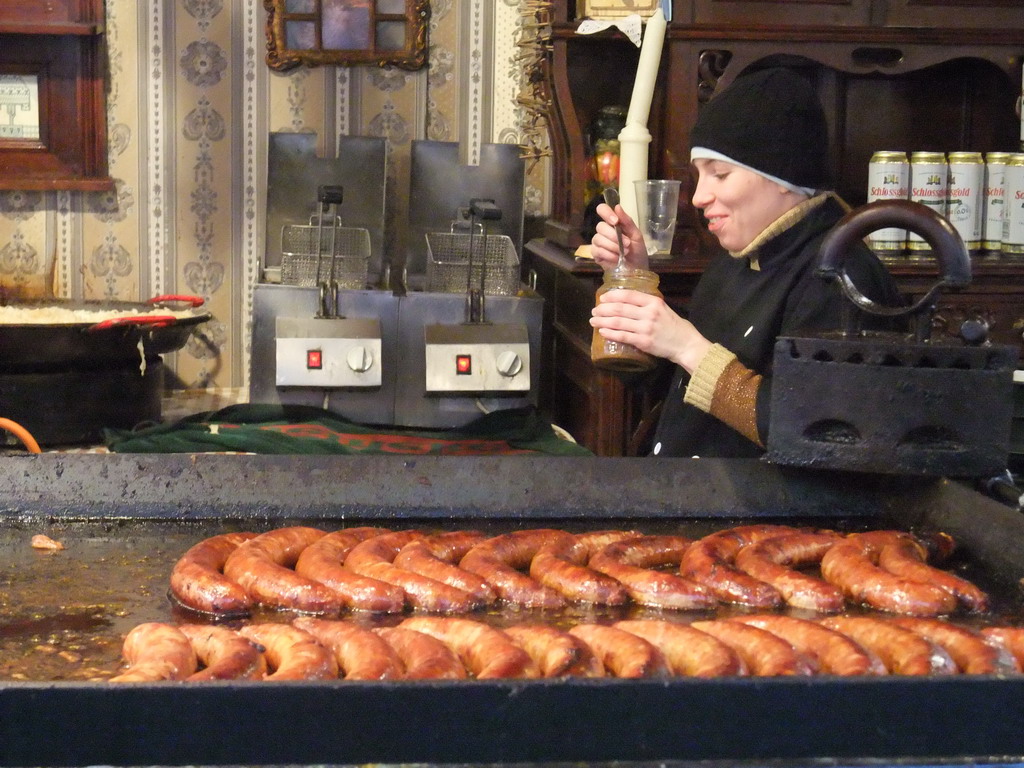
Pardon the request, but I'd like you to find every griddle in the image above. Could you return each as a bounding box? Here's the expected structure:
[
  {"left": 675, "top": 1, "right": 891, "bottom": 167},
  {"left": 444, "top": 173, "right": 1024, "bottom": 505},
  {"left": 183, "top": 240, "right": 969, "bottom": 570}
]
[{"left": 2, "top": 453, "right": 1024, "bottom": 767}]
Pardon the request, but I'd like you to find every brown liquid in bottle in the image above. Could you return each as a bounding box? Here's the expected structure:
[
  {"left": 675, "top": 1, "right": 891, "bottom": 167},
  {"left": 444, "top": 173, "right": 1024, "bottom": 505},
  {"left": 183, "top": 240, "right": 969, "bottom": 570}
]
[{"left": 590, "top": 267, "right": 661, "bottom": 372}]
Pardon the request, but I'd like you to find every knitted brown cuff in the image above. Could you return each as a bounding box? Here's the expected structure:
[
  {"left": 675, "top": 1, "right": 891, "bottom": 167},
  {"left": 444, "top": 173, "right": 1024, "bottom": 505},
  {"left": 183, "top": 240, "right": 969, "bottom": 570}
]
[
  {"left": 709, "top": 359, "right": 764, "bottom": 447},
  {"left": 683, "top": 343, "right": 736, "bottom": 413}
]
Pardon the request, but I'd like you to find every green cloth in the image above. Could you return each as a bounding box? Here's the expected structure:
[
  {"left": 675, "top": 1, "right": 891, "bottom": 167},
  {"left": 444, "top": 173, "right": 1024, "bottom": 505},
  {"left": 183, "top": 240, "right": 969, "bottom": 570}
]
[{"left": 104, "top": 404, "right": 593, "bottom": 457}]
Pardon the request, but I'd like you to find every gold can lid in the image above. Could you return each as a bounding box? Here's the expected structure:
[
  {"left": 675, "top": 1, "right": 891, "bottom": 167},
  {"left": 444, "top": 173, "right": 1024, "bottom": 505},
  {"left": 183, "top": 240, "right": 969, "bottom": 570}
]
[
  {"left": 986, "top": 152, "right": 1012, "bottom": 163},
  {"left": 1009, "top": 153, "right": 1024, "bottom": 167},
  {"left": 910, "top": 151, "right": 946, "bottom": 163},
  {"left": 948, "top": 151, "right": 984, "bottom": 163},
  {"left": 870, "top": 151, "right": 907, "bottom": 163}
]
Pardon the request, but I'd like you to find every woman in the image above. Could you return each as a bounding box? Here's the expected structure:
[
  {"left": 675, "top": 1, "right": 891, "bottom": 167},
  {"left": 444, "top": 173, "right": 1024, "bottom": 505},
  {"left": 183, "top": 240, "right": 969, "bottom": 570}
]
[{"left": 589, "top": 66, "right": 903, "bottom": 458}]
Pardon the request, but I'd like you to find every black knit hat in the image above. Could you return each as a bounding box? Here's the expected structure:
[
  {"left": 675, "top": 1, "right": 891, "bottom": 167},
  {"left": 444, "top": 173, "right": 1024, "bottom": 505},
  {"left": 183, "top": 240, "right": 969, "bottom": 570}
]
[{"left": 689, "top": 67, "right": 830, "bottom": 191}]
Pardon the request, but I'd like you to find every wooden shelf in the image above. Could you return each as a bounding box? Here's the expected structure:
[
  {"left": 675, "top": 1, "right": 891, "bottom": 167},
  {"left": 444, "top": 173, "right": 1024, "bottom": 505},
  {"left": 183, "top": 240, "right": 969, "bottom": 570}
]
[{"left": 0, "top": 22, "right": 102, "bottom": 35}]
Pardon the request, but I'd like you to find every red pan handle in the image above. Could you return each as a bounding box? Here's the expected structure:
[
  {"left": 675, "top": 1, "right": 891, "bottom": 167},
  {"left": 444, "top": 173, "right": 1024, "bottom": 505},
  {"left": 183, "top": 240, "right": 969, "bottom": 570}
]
[
  {"left": 148, "top": 294, "right": 205, "bottom": 308},
  {"left": 87, "top": 314, "right": 179, "bottom": 331}
]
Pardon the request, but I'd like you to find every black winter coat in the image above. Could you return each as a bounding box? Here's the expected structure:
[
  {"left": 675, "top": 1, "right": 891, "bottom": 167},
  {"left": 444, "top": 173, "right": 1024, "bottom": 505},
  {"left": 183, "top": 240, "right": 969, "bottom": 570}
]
[{"left": 650, "top": 196, "right": 904, "bottom": 458}]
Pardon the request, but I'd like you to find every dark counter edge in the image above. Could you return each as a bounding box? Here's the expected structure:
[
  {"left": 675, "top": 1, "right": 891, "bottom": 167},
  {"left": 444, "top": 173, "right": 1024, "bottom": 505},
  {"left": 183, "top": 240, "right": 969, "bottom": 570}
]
[
  {"left": 3, "top": 454, "right": 1024, "bottom": 767},
  {"left": 0, "top": 452, "right": 962, "bottom": 521}
]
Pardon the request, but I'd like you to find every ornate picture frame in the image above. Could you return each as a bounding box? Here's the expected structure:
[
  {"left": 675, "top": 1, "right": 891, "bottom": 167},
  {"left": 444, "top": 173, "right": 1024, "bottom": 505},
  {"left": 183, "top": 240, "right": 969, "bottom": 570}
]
[{"left": 264, "top": 0, "right": 431, "bottom": 71}]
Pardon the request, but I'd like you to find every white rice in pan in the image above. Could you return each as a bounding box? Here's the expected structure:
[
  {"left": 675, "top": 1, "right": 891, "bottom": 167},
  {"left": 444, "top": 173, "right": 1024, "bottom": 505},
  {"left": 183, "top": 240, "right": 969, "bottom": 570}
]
[{"left": 0, "top": 305, "right": 198, "bottom": 325}]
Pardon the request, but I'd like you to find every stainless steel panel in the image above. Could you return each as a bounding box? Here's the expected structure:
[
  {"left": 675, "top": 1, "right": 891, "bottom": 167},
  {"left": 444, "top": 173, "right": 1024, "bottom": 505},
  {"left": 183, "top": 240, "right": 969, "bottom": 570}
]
[
  {"left": 423, "top": 322, "right": 530, "bottom": 393},
  {"left": 394, "top": 290, "right": 543, "bottom": 427},
  {"left": 406, "top": 141, "right": 525, "bottom": 283},
  {"left": 265, "top": 133, "right": 387, "bottom": 282},
  {"left": 275, "top": 316, "right": 382, "bottom": 388},
  {"left": 250, "top": 283, "right": 400, "bottom": 424}
]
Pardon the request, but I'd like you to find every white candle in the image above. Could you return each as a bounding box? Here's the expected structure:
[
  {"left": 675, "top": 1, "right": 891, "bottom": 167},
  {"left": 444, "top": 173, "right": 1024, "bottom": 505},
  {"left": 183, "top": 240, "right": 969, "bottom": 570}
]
[
  {"left": 625, "top": 8, "right": 667, "bottom": 127},
  {"left": 617, "top": 9, "right": 667, "bottom": 228}
]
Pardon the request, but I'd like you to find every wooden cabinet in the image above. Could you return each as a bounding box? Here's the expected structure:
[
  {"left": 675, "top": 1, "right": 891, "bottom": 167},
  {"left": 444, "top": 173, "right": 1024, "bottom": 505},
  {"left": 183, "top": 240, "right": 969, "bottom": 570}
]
[
  {"left": 0, "top": 0, "right": 112, "bottom": 191},
  {"left": 533, "top": 0, "right": 1024, "bottom": 455},
  {"left": 689, "top": 0, "right": 872, "bottom": 26}
]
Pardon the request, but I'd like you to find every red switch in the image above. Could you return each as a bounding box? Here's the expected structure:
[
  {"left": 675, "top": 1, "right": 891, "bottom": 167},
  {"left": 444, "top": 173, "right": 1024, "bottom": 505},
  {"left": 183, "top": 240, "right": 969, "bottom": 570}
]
[
  {"left": 456, "top": 354, "right": 472, "bottom": 375},
  {"left": 307, "top": 349, "right": 323, "bottom": 370}
]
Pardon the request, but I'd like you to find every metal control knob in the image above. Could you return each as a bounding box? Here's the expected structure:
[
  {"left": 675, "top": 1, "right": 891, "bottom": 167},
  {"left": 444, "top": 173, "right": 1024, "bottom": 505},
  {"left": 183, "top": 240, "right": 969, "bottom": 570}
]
[
  {"left": 496, "top": 350, "right": 523, "bottom": 378},
  {"left": 346, "top": 346, "right": 374, "bottom": 373}
]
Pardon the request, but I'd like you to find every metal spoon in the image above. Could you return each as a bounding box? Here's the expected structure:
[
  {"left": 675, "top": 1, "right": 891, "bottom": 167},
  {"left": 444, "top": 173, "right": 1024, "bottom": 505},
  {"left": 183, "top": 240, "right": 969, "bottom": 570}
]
[{"left": 602, "top": 187, "right": 626, "bottom": 270}]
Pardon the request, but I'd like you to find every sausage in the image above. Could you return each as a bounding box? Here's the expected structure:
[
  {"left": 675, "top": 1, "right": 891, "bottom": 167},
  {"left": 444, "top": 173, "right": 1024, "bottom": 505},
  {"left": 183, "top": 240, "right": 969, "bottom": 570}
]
[
  {"left": 345, "top": 531, "right": 483, "bottom": 613},
  {"left": 819, "top": 616, "right": 956, "bottom": 675},
  {"left": 733, "top": 531, "right": 845, "bottom": 612},
  {"left": 731, "top": 615, "right": 885, "bottom": 676},
  {"left": 294, "top": 527, "right": 406, "bottom": 613},
  {"left": 178, "top": 624, "right": 266, "bottom": 681},
  {"left": 613, "top": 620, "right": 745, "bottom": 677},
  {"left": 980, "top": 627, "right": 1024, "bottom": 671},
  {"left": 293, "top": 617, "right": 404, "bottom": 680},
  {"left": 690, "top": 619, "right": 815, "bottom": 676},
  {"left": 589, "top": 535, "right": 717, "bottom": 610},
  {"left": 109, "top": 622, "right": 198, "bottom": 682},
  {"left": 169, "top": 531, "right": 257, "bottom": 615},
  {"left": 238, "top": 623, "right": 338, "bottom": 680},
  {"left": 878, "top": 537, "right": 989, "bottom": 613},
  {"left": 819, "top": 531, "right": 957, "bottom": 616},
  {"left": 503, "top": 624, "right": 604, "bottom": 677},
  {"left": 567, "top": 624, "right": 669, "bottom": 678},
  {"left": 392, "top": 531, "right": 497, "bottom": 604},
  {"left": 528, "top": 530, "right": 637, "bottom": 605},
  {"left": 223, "top": 526, "right": 344, "bottom": 614},
  {"left": 890, "top": 617, "right": 1019, "bottom": 675},
  {"left": 399, "top": 617, "right": 539, "bottom": 679},
  {"left": 374, "top": 626, "right": 467, "bottom": 679},
  {"left": 680, "top": 525, "right": 798, "bottom": 607},
  {"left": 459, "top": 529, "right": 569, "bottom": 609}
]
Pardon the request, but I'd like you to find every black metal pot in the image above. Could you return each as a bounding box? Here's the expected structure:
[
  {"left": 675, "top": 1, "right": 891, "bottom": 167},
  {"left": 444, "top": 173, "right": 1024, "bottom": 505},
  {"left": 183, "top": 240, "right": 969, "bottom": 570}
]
[{"left": 0, "top": 295, "right": 211, "bottom": 372}]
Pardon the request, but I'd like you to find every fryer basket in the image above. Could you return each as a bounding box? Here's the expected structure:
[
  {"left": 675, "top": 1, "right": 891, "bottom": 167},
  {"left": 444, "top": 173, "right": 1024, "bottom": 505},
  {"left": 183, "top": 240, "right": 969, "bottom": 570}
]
[
  {"left": 281, "top": 215, "right": 370, "bottom": 288},
  {"left": 425, "top": 232, "right": 520, "bottom": 296}
]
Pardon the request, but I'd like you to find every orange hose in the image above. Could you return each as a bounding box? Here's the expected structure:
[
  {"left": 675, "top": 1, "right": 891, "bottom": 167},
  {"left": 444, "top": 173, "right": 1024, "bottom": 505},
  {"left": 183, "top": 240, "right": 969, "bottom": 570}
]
[{"left": 0, "top": 418, "right": 42, "bottom": 454}]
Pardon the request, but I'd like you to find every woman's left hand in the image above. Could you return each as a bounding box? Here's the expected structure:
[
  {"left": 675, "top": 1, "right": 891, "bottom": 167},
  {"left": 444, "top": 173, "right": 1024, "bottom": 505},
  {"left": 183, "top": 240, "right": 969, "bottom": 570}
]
[{"left": 590, "top": 289, "right": 713, "bottom": 374}]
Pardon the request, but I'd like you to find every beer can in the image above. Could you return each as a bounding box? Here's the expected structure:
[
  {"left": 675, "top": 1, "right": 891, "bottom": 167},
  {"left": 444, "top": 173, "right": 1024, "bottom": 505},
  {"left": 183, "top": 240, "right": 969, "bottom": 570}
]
[
  {"left": 946, "top": 151, "right": 984, "bottom": 251},
  {"left": 908, "top": 151, "right": 947, "bottom": 255},
  {"left": 866, "top": 150, "right": 908, "bottom": 254},
  {"left": 1003, "top": 153, "right": 1024, "bottom": 257},
  {"left": 984, "top": 152, "right": 1010, "bottom": 251}
]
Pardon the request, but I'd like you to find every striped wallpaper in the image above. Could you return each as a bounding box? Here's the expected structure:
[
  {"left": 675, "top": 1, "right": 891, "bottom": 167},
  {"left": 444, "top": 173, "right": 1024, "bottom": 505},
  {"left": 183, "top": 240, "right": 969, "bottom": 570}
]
[{"left": 0, "top": 0, "right": 550, "bottom": 390}]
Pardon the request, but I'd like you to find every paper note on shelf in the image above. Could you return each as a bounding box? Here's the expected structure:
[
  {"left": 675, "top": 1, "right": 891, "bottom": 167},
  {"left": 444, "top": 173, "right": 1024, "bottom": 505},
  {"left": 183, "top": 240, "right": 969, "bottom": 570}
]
[{"left": 575, "top": 15, "right": 643, "bottom": 47}]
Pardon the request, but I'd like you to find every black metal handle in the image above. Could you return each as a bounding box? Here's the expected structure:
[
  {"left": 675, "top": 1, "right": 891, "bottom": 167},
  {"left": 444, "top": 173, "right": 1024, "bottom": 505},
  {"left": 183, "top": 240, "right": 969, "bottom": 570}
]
[
  {"left": 816, "top": 200, "right": 970, "bottom": 331},
  {"left": 318, "top": 185, "right": 344, "bottom": 206}
]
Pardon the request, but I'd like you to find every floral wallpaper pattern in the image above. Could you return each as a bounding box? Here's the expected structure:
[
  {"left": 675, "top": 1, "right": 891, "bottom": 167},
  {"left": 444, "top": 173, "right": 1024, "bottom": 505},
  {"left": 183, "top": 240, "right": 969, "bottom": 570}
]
[{"left": 0, "top": 0, "right": 549, "bottom": 392}]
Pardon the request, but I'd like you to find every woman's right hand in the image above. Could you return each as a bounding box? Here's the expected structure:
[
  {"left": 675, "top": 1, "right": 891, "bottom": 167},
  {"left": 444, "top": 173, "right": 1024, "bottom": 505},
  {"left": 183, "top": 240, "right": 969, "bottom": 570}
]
[{"left": 590, "top": 202, "right": 648, "bottom": 271}]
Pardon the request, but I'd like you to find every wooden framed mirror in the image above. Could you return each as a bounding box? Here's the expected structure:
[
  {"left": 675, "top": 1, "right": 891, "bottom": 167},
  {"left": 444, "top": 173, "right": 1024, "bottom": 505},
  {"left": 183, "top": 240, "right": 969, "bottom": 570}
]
[
  {"left": 264, "top": 0, "right": 431, "bottom": 71},
  {"left": 0, "top": 0, "right": 112, "bottom": 192}
]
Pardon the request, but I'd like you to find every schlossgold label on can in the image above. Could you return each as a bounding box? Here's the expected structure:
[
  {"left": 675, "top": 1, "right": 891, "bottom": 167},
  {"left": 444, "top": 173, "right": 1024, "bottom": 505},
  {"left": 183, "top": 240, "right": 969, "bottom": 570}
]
[
  {"left": 947, "top": 151, "right": 984, "bottom": 251},
  {"left": 909, "top": 151, "right": 947, "bottom": 253},
  {"left": 867, "top": 151, "right": 908, "bottom": 253},
  {"left": 1003, "top": 154, "right": 1024, "bottom": 256},
  {"left": 984, "top": 152, "right": 1011, "bottom": 251}
]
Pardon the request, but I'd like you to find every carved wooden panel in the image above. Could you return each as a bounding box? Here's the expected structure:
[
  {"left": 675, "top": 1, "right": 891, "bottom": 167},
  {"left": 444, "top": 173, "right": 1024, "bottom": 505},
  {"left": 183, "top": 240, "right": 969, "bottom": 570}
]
[
  {"left": 692, "top": 0, "right": 872, "bottom": 26},
  {"left": 884, "top": 0, "right": 1024, "bottom": 27}
]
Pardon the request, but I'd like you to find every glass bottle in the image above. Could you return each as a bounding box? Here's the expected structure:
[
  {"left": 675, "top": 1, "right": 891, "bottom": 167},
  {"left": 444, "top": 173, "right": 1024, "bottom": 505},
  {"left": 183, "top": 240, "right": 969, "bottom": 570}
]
[{"left": 590, "top": 266, "right": 661, "bottom": 372}]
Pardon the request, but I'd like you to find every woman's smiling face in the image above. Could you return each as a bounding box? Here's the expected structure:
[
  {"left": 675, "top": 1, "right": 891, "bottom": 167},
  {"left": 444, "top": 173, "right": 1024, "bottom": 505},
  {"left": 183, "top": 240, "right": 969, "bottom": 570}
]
[{"left": 690, "top": 158, "right": 806, "bottom": 253}]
